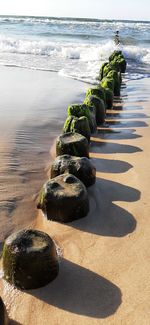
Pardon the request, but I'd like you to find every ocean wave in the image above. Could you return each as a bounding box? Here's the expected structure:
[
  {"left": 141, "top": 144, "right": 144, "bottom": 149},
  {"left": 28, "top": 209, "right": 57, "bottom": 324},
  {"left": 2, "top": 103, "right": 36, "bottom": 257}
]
[
  {"left": 37, "top": 31, "right": 104, "bottom": 41},
  {"left": 0, "top": 35, "right": 149, "bottom": 84},
  {"left": 122, "top": 45, "right": 150, "bottom": 64},
  {"left": 0, "top": 36, "right": 116, "bottom": 60},
  {"left": 0, "top": 34, "right": 149, "bottom": 68},
  {"left": 0, "top": 35, "right": 62, "bottom": 55},
  {"left": 0, "top": 16, "right": 150, "bottom": 31},
  {"left": 0, "top": 35, "right": 149, "bottom": 65}
]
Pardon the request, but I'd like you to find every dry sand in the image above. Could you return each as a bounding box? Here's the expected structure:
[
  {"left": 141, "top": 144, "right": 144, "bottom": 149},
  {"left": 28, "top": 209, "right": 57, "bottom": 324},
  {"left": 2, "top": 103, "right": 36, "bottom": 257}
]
[{"left": 0, "top": 72, "right": 150, "bottom": 324}]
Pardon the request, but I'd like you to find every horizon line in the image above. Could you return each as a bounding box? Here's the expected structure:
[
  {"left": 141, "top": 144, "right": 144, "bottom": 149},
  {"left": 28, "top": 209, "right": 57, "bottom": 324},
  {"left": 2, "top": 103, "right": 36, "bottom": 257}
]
[{"left": 0, "top": 13, "right": 149, "bottom": 23}]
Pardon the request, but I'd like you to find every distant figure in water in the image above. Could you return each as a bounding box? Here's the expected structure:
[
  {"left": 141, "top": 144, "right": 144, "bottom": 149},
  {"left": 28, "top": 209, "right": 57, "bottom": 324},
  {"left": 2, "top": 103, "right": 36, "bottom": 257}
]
[{"left": 114, "top": 31, "right": 120, "bottom": 45}]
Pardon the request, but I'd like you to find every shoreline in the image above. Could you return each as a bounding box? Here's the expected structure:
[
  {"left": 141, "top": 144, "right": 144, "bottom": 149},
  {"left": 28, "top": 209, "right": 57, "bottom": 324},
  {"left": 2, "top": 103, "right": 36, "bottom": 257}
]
[
  {"left": 0, "top": 65, "right": 150, "bottom": 324},
  {"left": 0, "top": 66, "right": 90, "bottom": 244}
]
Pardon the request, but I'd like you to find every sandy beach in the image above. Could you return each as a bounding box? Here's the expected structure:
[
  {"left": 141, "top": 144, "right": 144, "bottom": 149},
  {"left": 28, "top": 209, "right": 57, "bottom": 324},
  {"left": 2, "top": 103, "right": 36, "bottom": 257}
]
[{"left": 0, "top": 67, "right": 150, "bottom": 324}]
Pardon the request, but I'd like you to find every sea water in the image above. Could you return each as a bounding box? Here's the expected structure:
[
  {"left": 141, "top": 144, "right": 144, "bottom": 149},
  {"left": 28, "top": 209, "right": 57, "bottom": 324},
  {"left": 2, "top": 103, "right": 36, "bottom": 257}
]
[{"left": 0, "top": 15, "right": 150, "bottom": 83}]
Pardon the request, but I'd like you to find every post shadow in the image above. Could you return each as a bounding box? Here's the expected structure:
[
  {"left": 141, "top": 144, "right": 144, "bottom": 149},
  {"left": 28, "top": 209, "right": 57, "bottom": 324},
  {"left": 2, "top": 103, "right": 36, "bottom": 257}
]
[
  {"left": 69, "top": 178, "right": 140, "bottom": 237},
  {"left": 115, "top": 105, "right": 144, "bottom": 111},
  {"left": 121, "top": 94, "right": 128, "bottom": 98},
  {"left": 114, "top": 95, "right": 127, "bottom": 103},
  {"left": 106, "top": 113, "right": 150, "bottom": 119},
  {"left": 110, "top": 104, "right": 124, "bottom": 110},
  {"left": 28, "top": 258, "right": 122, "bottom": 319},
  {"left": 91, "top": 157, "right": 133, "bottom": 173},
  {"left": 124, "top": 97, "right": 148, "bottom": 103},
  {"left": 105, "top": 120, "right": 148, "bottom": 128},
  {"left": 113, "top": 98, "right": 123, "bottom": 104},
  {"left": 90, "top": 140, "right": 142, "bottom": 154},
  {"left": 96, "top": 128, "right": 142, "bottom": 140},
  {"left": 10, "top": 320, "right": 22, "bottom": 325}
]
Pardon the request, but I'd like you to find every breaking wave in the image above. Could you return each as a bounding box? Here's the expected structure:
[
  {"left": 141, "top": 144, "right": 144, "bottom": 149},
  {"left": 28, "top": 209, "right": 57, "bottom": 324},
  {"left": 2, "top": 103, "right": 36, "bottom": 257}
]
[{"left": 0, "top": 16, "right": 149, "bottom": 83}]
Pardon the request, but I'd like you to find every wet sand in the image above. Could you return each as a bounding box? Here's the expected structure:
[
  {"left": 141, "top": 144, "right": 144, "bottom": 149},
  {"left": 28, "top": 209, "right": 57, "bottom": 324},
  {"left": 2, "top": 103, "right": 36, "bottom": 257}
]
[
  {"left": 0, "top": 70, "right": 150, "bottom": 324},
  {"left": 0, "top": 66, "right": 89, "bottom": 244}
]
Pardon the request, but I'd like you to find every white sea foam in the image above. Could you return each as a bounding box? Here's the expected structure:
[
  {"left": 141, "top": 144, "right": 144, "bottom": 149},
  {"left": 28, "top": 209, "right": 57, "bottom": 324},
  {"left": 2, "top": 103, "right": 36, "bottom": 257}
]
[
  {"left": 62, "top": 47, "right": 80, "bottom": 59},
  {"left": 0, "top": 35, "right": 61, "bottom": 55},
  {"left": 0, "top": 31, "right": 149, "bottom": 83},
  {"left": 122, "top": 45, "right": 150, "bottom": 63},
  {"left": 0, "top": 35, "right": 149, "bottom": 63}
]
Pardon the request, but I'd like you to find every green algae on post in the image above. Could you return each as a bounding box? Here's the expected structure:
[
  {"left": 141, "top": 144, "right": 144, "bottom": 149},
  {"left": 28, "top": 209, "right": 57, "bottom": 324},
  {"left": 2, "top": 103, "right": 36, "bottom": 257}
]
[
  {"left": 85, "top": 87, "right": 106, "bottom": 104},
  {"left": 99, "top": 61, "right": 109, "bottom": 80},
  {"left": 109, "top": 50, "right": 127, "bottom": 73},
  {"left": 67, "top": 103, "right": 96, "bottom": 133},
  {"left": 101, "top": 77, "right": 115, "bottom": 92},
  {"left": 106, "top": 70, "right": 121, "bottom": 96},
  {"left": 63, "top": 116, "right": 91, "bottom": 142},
  {"left": 103, "top": 87, "right": 114, "bottom": 109},
  {"left": 67, "top": 103, "right": 90, "bottom": 120},
  {"left": 84, "top": 95, "right": 105, "bottom": 124},
  {"left": 62, "top": 115, "right": 74, "bottom": 134},
  {"left": 2, "top": 229, "right": 59, "bottom": 290},
  {"left": 37, "top": 173, "right": 89, "bottom": 222}
]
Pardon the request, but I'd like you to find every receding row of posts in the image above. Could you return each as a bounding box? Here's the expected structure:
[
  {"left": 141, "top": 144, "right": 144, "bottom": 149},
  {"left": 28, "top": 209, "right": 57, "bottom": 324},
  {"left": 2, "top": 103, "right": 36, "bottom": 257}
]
[{"left": 1, "top": 50, "right": 126, "bottom": 324}]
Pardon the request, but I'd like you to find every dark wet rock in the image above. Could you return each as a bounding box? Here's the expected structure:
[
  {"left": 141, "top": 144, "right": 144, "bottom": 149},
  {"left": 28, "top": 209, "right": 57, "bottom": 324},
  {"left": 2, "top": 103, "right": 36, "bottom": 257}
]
[
  {"left": 0, "top": 297, "right": 8, "bottom": 325},
  {"left": 50, "top": 154, "right": 96, "bottom": 187},
  {"left": 84, "top": 95, "right": 105, "bottom": 124},
  {"left": 103, "top": 87, "right": 114, "bottom": 109},
  {"left": 88, "top": 110, "right": 97, "bottom": 133},
  {"left": 2, "top": 229, "right": 59, "bottom": 290},
  {"left": 63, "top": 116, "right": 91, "bottom": 142},
  {"left": 56, "top": 132, "right": 89, "bottom": 158},
  {"left": 71, "top": 116, "right": 91, "bottom": 141},
  {"left": 118, "top": 71, "right": 122, "bottom": 84},
  {"left": 85, "top": 87, "right": 106, "bottom": 104},
  {"left": 37, "top": 173, "right": 89, "bottom": 222}
]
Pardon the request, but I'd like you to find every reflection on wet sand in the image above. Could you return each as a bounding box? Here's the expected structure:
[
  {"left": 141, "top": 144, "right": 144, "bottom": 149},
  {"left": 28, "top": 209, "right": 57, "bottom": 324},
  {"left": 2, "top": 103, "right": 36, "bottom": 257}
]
[{"left": 0, "top": 67, "right": 89, "bottom": 245}]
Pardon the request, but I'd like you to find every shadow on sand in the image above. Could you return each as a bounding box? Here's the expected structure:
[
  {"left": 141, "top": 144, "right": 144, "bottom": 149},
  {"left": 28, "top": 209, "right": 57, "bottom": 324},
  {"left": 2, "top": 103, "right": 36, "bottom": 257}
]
[
  {"left": 104, "top": 120, "right": 148, "bottom": 128},
  {"left": 29, "top": 258, "right": 122, "bottom": 319},
  {"left": 123, "top": 97, "right": 148, "bottom": 103},
  {"left": 95, "top": 128, "right": 142, "bottom": 140},
  {"left": 113, "top": 105, "right": 144, "bottom": 111},
  {"left": 10, "top": 320, "right": 22, "bottom": 325},
  {"left": 70, "top": 178, "right": 140, "bottom": 237},
  {"left": 91, "top": 157, "right": 133, "bottom": 173},
  {"left": 106, "top": 112, "right": 149, "bottom": 119},
  {"left": 90, "top": 140, "right": 142, "bottom": 154}
]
